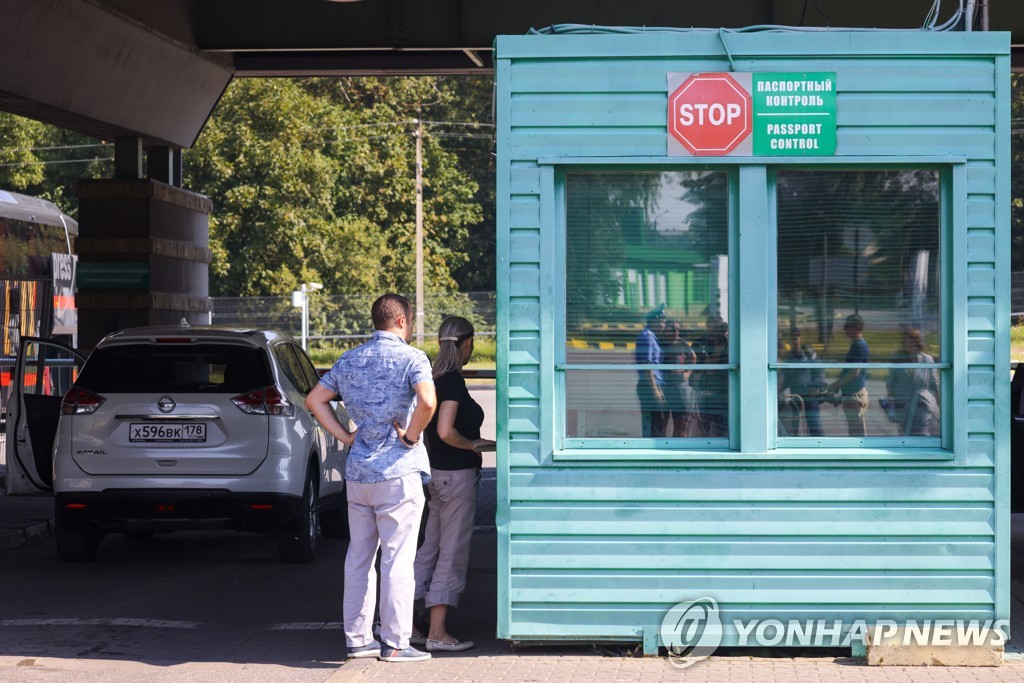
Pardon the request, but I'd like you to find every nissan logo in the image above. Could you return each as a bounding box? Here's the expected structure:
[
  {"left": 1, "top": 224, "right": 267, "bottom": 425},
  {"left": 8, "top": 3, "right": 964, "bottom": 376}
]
[{"left": 157, "top": 397, "right": 176, "bottom": 413}]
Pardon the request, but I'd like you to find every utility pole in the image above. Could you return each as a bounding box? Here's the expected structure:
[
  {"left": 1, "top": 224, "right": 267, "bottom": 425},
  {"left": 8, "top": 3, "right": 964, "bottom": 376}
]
[{"left": 414, "top": 116, "right": 425, "bottom": 346}]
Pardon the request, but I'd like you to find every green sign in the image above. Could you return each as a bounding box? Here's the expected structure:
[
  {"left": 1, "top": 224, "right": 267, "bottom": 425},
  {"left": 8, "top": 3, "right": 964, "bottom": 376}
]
[
  {"left": 77, "top": 262, "right": 150, "bottom": 289},
  {"left": 752, "top": 72, "right": 837, "bottom": 155}
]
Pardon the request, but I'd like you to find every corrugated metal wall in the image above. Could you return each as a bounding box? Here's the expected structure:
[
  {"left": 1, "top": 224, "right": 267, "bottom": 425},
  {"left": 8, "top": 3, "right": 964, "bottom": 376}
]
[{"left": 494, "top": 31, "right": 1011, "bottom": 645}]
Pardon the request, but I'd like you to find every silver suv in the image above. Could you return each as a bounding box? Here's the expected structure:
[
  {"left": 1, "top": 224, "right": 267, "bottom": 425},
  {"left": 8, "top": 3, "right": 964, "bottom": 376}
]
[{"left": 48, "top": 324, "right": 349, "bottom": 562}]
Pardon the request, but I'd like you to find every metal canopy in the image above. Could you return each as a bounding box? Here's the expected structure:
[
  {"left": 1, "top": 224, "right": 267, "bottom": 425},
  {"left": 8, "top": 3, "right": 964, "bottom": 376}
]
[{"left": 1, "top": 0, "right": 1019, "bottom": 148}]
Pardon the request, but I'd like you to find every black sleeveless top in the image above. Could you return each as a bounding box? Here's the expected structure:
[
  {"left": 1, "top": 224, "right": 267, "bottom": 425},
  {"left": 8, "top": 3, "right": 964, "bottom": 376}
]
[{"left": 424, "top": 371, "right": 484, "bottom": 470}]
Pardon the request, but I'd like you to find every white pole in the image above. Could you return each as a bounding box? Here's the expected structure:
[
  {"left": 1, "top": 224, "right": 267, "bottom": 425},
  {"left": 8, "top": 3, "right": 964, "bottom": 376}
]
[
  {"left": 301, "top": 284, "right": 308, "bottom": 351},
  {"left": 415, "top": 116, "right": 425, "bottom": 346}
]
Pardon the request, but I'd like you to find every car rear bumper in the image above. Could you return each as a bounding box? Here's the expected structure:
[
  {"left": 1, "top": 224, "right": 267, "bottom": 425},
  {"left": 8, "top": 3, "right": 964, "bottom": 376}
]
[{"left": 55, "top": 489, "right": 305, "bottom": 534}]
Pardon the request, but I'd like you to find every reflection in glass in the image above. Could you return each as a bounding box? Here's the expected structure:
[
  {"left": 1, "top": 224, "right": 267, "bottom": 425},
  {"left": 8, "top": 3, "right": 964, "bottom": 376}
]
[
  {"left": 566, "top": 369, "right": 729, "bottom": 439},
  {"left": 565, "top": 172, "right": 730, "bottom": 440},
  {"left": 777, "top": 170, "right": 941, "bottom": 357},
  {"left": 778, "top": 366, "right": 941, "bottom": 438},
  {"left": 776, "top": 170, "right": 941, "bottom": 439},
  {"left": 884, "top": 327, "right": 942, "bottom": 436}
]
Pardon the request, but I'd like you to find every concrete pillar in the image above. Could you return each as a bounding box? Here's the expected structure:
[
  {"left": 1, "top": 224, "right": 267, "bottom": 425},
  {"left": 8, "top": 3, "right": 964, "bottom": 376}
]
[
  {"left": 172, "top": 149, "right": 183, "bottom": 187},
  {"left": 75, "top": 179, "right": 212, "bottom": 352},
  {"left": 147, "top": 146, "right": 174, "bottom": 185},
  {"left": 113, "top": 136, "right": 143, "bottom": 180}
]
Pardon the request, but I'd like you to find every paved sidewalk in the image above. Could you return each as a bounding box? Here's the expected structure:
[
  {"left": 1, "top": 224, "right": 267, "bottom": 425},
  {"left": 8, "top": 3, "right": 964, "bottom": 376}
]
[{"left": 329, "top": 652, "right": 1024, "bottom": 682}]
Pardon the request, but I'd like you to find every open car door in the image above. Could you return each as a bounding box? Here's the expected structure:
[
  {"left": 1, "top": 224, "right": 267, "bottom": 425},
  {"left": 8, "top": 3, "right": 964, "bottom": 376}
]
[{"left": 5, "top": 338, "right": 85, "bottom": 495}]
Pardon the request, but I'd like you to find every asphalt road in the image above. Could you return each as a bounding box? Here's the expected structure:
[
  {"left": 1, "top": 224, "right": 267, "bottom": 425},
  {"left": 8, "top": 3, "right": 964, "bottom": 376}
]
[
  {"left": 470, "top": 385, "right": 497, "bottom": 468},
  {"left": 0, "top": 527, "right": 356, "bottom": 681},
  {"left": 0, "top": 387, "right": 501, "bottom": 682}
]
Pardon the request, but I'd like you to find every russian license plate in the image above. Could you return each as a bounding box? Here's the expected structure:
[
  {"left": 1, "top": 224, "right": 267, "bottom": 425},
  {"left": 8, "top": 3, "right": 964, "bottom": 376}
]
[{"left": 129, "top": 423, "right": 207, "bottom": 443}]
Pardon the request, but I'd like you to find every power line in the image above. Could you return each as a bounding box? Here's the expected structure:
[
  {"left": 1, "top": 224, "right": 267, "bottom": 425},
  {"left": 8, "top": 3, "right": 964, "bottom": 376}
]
[
  {"left": 323, "top": 121, "right": 413, "bottom": 133},
  {"left": 430, "top": 133, "right": 494, "bottom": 140},
  {"left": 311, "top": 128, "right": 494, "bottom": 146},
  {"left": 421, "top": 120, "right": 495, "bottom": 128},
  {"left": 318, "top": 134, "right": 405, "bottom": 145},
  {"left": 0, "top": 142, "right": 111, "bottom": 154},
  {"left": 0, "top": 157, "right": 112, "bottom": 168},
  {"left": 322, "top": 120, "right": 491, "bottom": 133}
]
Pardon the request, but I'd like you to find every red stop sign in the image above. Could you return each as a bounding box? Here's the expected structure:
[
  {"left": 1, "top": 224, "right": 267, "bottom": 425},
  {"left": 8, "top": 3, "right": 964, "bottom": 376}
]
[{"left": 669, "top": 73, "right": 752, "bottom": 156}]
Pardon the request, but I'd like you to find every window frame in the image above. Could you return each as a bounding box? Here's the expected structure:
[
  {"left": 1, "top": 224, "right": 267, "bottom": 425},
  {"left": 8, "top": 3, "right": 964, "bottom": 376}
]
[
  {"left": 542, "top": 156, "right": 964, "bottom": 462},
  {"left": 553, "top": 165, "right": 739, "bottom": 453},
  {"left": 768, "top": 165, "right": 953, "bottom": 451}
]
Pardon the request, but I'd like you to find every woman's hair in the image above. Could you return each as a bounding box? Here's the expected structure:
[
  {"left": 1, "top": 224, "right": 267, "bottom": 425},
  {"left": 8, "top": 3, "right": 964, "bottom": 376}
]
[
  {"left": 902, "top": 327, "right": 925, "bottom": 352},
  {"left": 433, "top": 316, "right": 475, "bottom": 380}
]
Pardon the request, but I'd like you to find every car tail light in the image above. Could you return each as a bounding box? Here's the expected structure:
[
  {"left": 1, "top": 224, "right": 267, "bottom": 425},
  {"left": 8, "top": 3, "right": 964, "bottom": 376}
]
[
  {"left": 62, "top": 387, "right": 106, "bottom": 415},
  {"left": 231, "top": 386, "right": 293, "bottom": 416}
]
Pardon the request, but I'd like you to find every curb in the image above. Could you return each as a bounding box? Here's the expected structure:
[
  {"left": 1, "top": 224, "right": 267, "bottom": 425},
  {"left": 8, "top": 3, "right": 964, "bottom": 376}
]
[
  {"left": 324, "top": 658, "right": 374, "bottom": 681},
  {"left": 0, "top": 520, "right": 54, "bottom": 552}
]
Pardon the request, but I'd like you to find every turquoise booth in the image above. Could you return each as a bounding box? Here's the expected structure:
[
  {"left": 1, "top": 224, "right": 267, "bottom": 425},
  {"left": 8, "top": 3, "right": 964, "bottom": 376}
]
[{"left": 493, "top": 29, "right": 1012, "bottom": 653}]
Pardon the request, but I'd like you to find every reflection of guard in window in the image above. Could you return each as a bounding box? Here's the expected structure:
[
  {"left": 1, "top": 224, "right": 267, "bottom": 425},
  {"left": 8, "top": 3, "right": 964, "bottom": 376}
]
[
  {"left": 826, "top": 314, "right": 870, "bottom": 436},
  {"left": 885, "top": 327, "right": 940, "bottom": 436},
  {"left": 635, "top": 305, "right": 667, "bottom": 438}
]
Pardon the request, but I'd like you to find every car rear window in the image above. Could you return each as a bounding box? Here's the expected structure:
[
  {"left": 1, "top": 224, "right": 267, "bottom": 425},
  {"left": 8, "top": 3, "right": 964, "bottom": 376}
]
[{"left": 76, "top": 343, "right": 273, "bottom": 394}]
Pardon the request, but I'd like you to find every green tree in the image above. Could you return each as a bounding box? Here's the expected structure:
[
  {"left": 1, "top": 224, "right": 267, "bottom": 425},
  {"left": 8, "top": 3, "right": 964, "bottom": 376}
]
[
  {"left": 431, "top": 76, "right": 496, "bottom": 292},
  {"left": 0, "top": 112, "right": 109, "bottom": 214},
  {"left": 185, "top": 77, "right": 486, "bottom": 298},
  {"left": 307, "top": 77, "right": 485, "bottom": 294}
]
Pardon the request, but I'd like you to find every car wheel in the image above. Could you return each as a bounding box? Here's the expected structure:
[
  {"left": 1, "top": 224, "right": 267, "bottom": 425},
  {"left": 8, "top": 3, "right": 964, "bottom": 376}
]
[
  {"left": 55, "top": 518, "right": 100, "bottom": 562},
  {"left": 277, "top": 464, "right": 319, "bottom": 563},
  {"left": 320, "top": 491, "right": 349, "bottom": 539}
]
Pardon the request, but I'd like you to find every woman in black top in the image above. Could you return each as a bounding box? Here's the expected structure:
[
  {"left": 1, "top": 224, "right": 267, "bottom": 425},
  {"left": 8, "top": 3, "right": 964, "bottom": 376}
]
[{"left": 411, "top": 316, "right": 495, "bottom": 652}]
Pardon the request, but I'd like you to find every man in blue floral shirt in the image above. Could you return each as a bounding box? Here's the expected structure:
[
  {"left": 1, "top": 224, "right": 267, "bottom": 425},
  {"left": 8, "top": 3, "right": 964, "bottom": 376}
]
[{"left": 306, "top": 294, "right": 437, "bottom": 663}]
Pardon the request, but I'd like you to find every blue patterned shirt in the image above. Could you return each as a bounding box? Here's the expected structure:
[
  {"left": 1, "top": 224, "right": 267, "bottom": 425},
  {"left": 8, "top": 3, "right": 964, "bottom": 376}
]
[{"left": 318, "top": 330, "right": 433, "bottom": 484}]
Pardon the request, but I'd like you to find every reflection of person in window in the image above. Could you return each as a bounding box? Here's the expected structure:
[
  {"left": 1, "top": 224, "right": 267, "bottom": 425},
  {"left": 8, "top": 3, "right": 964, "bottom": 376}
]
[
  {"left": 635, "top": 306, "right": 667, "bottom": 437},
  {"left": 886, "top": 327, "right": 940, "bottom": 436},
  {"left": 663, "top": 329, "right": 703, "bottom": 438},
  {"left": 780, "top": 326, "right": 824, "bottom": 436},
  {"left": 696, "top": 316, "right": 728, "bottom": 438},
  {"left": 827, "top": 314, "right": 869, "bottom": 436}
]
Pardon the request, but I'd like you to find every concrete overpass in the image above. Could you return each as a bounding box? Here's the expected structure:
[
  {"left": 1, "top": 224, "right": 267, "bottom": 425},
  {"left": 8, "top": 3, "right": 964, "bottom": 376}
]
[
  {"left": 2, "top": 0, "right": 1020, "bottom": 149},
  {"left": 1, "top": 0, "right": 1018, "bottom": 347}
]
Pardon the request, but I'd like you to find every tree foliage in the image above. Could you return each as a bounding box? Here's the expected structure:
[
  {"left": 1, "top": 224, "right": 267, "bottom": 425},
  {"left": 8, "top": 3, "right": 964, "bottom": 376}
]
[
  {"left": 0, "top": 75, "right": 496, "bottom": 299},
  {"left": 184, "top": 76, "right": 490, "bottom": 297},
  {"left": 0, "top": 114, "right": 109, "bottom": 213}
]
